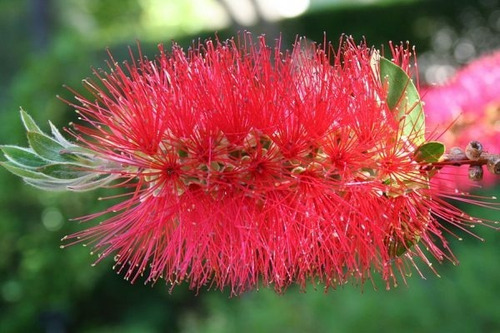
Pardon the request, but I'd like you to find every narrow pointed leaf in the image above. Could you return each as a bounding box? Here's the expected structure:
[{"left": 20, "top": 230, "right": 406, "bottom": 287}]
[
  {"left": 24, "top": 173, "right": 103, "bottom": 191},
  {"left": 37, "top": 163, "right": 91, "bottom": 179},
  {"left": 0, "top": 161, "right": 55, "bottom": 180},
  {"left": 24, "top": 179, "right": 75, "bottom": 191},
  {"left": 61, "top": 146, "right": 101, "bottom": 159},
  {"left": 380, "top": 57, "right": 425, "bottom": 145},
  {"left": 68, "top": 174, "right": 118, "bottom": 191},
  {"left": 1, "top": 145, "right": 49, "bottom": 168},
  {"left": 27, "top": 132, "right": 76, "bottom": 163},
  {"left": 49, "top": 120, "right": 74, "bottom": 147},
  {"left": 20, "top": 109, "right": 43, "bottom": 134}
]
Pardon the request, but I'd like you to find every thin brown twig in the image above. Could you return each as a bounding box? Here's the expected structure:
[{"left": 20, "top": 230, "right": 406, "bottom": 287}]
[{"left": 426, "top": 141, "right": 500, "bottom": 180}]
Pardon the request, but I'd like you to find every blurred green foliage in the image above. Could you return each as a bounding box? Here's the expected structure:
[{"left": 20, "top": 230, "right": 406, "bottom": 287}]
[{"left": 0, "top": 0, "right": 498, "bottom": 332}]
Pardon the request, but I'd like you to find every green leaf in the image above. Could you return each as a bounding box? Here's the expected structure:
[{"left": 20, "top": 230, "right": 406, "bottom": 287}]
[
  {"left": 1, "top": 111, "right": 119, "bottom": 192},
  {"left": 414, "top": 141, "right": 445, "bottom": 163},
  {"left": 62, "top": 145, "right": 100, "bottom": 159},
  {"left": 22, "top": 173, "right": 102, "bottom": 191},
  {"left": 379, "top": 57, "right": 425, "bottom": 145},
  {"left": 1, "top": 145, "right": 49, "bottom": 168},
  {"left": 68, "top": 174, "right": 118, "bottom": 191},
  {"left": 20, "top": 109, "right": 43, "bottom": 134},
  {"left": 23, "top": 179, "right": 80, "bottom": 191},
  {"left": 27, "top": 132, "right": 75, "bottom": 163},
  {"left": 0, "top": 161, "right": 55, "bottom": 180},
  {"left": 48, "top": 120, "right": 73, "bottom": 147},
  {"left": 36, "top": 163, "right": 91, "bottom": 179}
]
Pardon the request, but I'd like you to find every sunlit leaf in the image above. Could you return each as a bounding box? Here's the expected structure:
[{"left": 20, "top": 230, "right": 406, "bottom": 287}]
[
  {"left": 414, "top": 141, "right": 445, "bottom": 163},
  {"left": 380, "top": 57, "right": 425, "bottom": 145}
]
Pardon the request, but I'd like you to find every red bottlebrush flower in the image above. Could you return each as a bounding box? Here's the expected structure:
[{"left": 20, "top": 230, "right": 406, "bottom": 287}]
[
  {"left": 423, "top": 51, "right": 500, "bottom": 189},
  {"left": 2, "top": 34, "right": 498, "bottom": 295}
]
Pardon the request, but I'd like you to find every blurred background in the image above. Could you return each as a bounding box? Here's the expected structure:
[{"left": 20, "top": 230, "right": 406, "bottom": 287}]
[{"left": 0, "top": 0, "right": 499, "bottom": 332}]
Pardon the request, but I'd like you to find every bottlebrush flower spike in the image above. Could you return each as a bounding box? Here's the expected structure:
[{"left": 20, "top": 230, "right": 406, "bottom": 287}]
[{"left": 1, "top": 34, "right": 499, "bottom": 295}]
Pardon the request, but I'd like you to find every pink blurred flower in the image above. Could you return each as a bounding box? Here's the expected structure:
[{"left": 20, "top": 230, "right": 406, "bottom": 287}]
[{"left": 424, "top": 51, "right": 500, "bottom": 188}]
